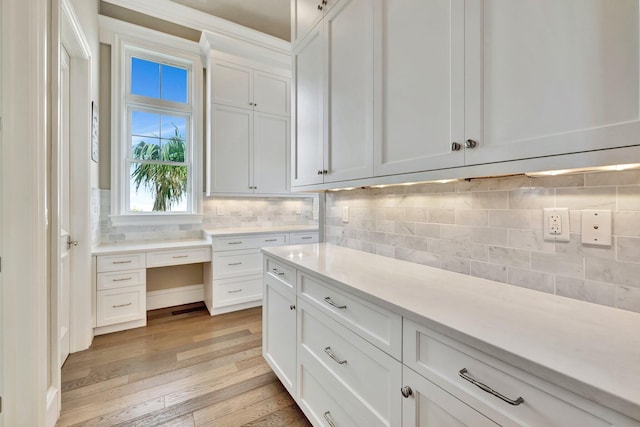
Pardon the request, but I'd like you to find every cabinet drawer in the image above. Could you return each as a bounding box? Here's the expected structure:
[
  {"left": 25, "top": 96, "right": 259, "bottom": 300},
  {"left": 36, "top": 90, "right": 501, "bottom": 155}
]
[
  {"left": 299, "top": 272, "right": 402, "bottom": 359},
  {"left": 265, "top": 256, "right": 296, "bottom": 290},
  {"left": 96, "top": 252, "right": 146, "bottom": 272},
  {"left": 299, "top": 350, "right": 388, "bottom": 427},
  {"left": 97, "top": 269, "right": 146, "bottom": 290},
  {"left": 212, "top": 234, "right": 287, "bottom": 251},
  {"left": 290, "top": 232, "right": 319, "bottom": 244},
  {"left": 146, "top": 247, "right": 211, "bottom": 268},
  {"left": 213, "top": 250, "right": 262, "bottom": 279},
  {"left": 213, "top": 276, "right": 263, "bottom": 308},
  {"left": 96, "top": 285, "right": 146, "bottom": 327},
  {"left": 299, "top": 300, "right": 401, "bottom": 427},
  {"left": 403, "top": 319, "right": 618, "bottom": 427}
]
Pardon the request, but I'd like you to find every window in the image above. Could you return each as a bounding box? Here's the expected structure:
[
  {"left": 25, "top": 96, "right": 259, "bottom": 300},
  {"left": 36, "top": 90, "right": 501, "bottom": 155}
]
[
  {"left": 125, "top": 51, "right": 192, "bottom": 214},
  {"left": 107, "top": 26, "right": 203, "bottom": 223}
]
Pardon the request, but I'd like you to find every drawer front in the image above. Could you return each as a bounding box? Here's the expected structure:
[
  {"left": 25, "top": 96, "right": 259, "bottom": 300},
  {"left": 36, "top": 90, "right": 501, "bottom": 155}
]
[
  {"left": 97, "top": 268, "right": 146, "bottom": 290},
  {"left": 213, "top": 276, "right": 263, "bottom": 308},
  {"left": 96, "top": 252, "right": 146, "bottom": 272},
  {"left": 289, "top": 232, "right": 319, "bottom": 245},
  {"left": 299, "top": 272, "right": 402, "bottom": 360},
  {"left": 214, "top": 250, "right": 262, "bottom": 279},
  {"left": 299, "top": 300, "right": 401, "bottom": 427},
  {"left": 403, "top": 319, "right": 615, "bottom": 427},
  {"left": 298, "top": 350, "right": 388, "bottom": 427},
  {"left": 212, "top": 234, "right": 287, "bottom": 251},
  {"left": 265, "top": 256, "right": 296, "bottom": 290},
  {"left": 96, "top": 285, "right": 146, "bottom": 326},
  {"left": 146, "top": 247, "right": 211, "bottom": 268}
]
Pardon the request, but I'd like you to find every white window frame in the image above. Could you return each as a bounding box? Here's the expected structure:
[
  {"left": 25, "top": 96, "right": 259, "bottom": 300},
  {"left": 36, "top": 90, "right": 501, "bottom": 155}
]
[{"left": 102, "top": 17, "right": 203, "bottom": 225}]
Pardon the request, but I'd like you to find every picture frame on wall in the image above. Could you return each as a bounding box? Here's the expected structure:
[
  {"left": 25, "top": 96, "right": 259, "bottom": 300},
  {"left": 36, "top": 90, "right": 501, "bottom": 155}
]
[{"left": 91, "top": 100, "right": 99, "bottom": 163}]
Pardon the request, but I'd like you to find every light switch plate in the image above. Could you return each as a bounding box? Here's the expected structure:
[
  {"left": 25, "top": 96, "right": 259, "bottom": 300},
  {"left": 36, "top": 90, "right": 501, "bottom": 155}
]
[
  {"left": 581, "top": 210, "right": 612, "bottom": 246},
  {"left": 543, "top": 208, "right": 570, "bottom": 242}
]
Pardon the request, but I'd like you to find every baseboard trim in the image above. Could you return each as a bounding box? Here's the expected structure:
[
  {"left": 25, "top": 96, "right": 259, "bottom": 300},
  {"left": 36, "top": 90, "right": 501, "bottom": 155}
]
[
  {"left": 46, "top": 386, "right": 59, "bottom": 427},
  {"left": 147, "top": 284, "right": 205, "bottom": 311},
  {"left": 210, "top": 299, "right": 262, "bottom": 315},
  {"left": 94, "top": 318, "right": 146, "bottom": 335}
]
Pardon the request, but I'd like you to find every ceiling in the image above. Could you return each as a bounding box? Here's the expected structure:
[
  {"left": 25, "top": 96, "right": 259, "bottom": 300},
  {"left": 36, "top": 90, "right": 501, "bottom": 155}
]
[{"left": 169, "top": 0, "right": 291, "bottom": 41}]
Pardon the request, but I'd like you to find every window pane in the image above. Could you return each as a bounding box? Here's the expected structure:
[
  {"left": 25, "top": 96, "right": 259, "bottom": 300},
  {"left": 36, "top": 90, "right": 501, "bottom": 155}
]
[
  {"left": 131, "top": 57, "right": 160, "bottom": 98},
  {"left": 161, "top": 64, "right": 188, "bottom": 103},
  {"left": 160, "top": 115, "right": 187, "bottom": 139},
  {"left": 131, "top": 136, "right": 161, "bottom": 160},
  {"left": 130, "top": 163, "right": 188, "bottom": 212},
  {"left": 132, "top": 110, "right": 159, "bottom": 137}
]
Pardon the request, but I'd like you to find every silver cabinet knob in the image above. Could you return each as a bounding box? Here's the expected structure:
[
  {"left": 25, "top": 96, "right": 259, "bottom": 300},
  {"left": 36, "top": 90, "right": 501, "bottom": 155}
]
[
  {"left": 289, "top": 304, "right": 296, "bottom": 310},
  {"left": 401, "top": 386, "right": 413, "bottom": 398},
  {"left": 451, "top": 142, "right": 462, "bottom": 151},
  {"left": 317, "top": 170, "right": 323, "bottom": 175},
  {"left": 465, "top": 139, "right": 478, "bottom": 149},
  {"left": 317, "top": 4, "right": 323, "bottom": 10}
]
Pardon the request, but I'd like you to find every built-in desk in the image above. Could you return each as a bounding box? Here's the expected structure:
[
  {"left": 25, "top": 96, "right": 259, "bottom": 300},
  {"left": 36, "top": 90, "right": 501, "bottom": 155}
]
[{"left": 91, "top": 239, "right": 212, "bottom": 335}]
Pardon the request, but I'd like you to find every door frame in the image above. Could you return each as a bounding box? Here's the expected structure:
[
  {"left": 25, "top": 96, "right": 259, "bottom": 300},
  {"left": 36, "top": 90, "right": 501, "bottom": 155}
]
[{"left": 48, "top": 0, "right": 93, "bottom": 424}]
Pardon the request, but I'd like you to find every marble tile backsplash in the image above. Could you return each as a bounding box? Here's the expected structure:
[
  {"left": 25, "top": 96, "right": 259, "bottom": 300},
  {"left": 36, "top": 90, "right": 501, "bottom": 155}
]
[
  {"left": 92, "top": 189, "right": 318, "bottom": 244},
  {"left": 325, "top": 170, "right": 640, "bottom": 313}
]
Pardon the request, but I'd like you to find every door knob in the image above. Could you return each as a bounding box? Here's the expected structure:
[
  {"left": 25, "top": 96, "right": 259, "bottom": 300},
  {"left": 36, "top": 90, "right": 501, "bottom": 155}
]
[{"left": 66, "top": 236, "right": 78, "bottom": 249}]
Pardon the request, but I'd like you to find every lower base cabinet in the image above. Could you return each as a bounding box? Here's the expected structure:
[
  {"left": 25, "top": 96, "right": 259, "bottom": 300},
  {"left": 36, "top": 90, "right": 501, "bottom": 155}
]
[{"left": 263, "top": 254, "right": 640, "bottom": 427}]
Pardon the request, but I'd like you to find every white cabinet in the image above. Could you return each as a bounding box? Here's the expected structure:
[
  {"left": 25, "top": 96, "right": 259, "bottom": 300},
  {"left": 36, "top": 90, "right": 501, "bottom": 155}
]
[
  {"left": 292, "top": 0, "right": 374, "bottom": 187},
  {"left": 263, "top": 258, "right": 297, "bottom": 396},
  {"left": 291, "top": 0, "right": 341, "bottom": 48},
  {"left": 205, "top": 55, "right": 291, "bottom": 195},
  {"left": 464, "top": 0, "right": 640, "bottom": 166},
  {"left": 210, "top": 59, "right": 290, "bottom": 116},
  {"left": 374, "top": 0, "right": 465, "bottom": 176}
]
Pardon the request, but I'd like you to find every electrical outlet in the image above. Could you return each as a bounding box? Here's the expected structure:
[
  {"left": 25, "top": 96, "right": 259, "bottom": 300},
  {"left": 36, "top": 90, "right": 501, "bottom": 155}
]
[
  {"left": 543, "top": 208, "right": 570, "bottom": 242},
  {"left": 216, "top": 205, "right": 224, "bottom": 216},
  {"left": 581, "top": 210, "right": 612, "bottom": 246},
  {"left": 342, "top": 206, "right": 349, "bottom": 223}
]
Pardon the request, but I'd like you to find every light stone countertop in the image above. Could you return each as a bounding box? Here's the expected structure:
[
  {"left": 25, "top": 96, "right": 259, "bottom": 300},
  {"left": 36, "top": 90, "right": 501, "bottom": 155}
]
[
  {"left": 204, "top": 224, "right": 319, "bottom": 237},
  {"left": 263, "top": 243, "right": 640, "bottom": 421},
  {"left": 92, "top": 239, "right": 212, "bottom": 255}
]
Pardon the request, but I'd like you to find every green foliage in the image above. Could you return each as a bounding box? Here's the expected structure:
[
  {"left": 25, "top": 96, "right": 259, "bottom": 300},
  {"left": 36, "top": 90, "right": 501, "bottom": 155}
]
[{"left": 131, "top": 125, "right": 187, "bottom": 211}]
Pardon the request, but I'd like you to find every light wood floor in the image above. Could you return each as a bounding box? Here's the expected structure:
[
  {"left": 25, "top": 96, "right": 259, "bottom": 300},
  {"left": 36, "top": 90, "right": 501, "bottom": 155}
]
[{"left": 57, "top": 303, "right": 311, "bottom": 427}]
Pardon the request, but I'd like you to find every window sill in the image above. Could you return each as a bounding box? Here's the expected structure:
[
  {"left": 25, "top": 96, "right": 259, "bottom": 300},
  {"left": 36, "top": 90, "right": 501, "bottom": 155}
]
[{"left": 109, "top": 213, "right": 204, "bottom": 227}]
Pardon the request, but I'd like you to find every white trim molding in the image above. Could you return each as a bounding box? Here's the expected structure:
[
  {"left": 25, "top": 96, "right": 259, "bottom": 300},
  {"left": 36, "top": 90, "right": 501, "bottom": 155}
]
[
  {"left": 1, "top": 0, "right": 49, "bottom": 425},
  {"left": 101, "top": 0, "right": 291, "bottom": 55}
]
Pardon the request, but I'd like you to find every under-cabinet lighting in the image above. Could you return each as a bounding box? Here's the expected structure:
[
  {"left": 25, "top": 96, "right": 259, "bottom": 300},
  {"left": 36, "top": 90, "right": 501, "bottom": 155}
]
[{"left": 525, "top": 163, "right": 640, "bottom": 177}]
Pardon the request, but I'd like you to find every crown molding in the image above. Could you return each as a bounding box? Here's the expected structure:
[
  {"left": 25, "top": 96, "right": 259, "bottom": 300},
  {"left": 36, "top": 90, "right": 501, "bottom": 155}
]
[{"left": 101, "top": 0, "right": 291, "bottom": 55}]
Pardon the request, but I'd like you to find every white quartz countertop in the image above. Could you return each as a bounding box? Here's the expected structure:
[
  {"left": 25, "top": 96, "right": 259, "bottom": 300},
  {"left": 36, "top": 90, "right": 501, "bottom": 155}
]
[
  {"left": 204, "top": 224, "right": 318, "bottom": 237},
  {"left": 263, "top": 243, "right": 640, "bottom": 421},
  {"left": 92, "top": 239, "right": 211, "bottom": 255}
]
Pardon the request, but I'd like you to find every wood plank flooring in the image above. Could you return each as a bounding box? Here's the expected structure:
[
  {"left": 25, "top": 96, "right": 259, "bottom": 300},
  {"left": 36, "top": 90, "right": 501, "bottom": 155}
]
[{"left": 57, "top": 303, "right": 311, "bottom": 427}]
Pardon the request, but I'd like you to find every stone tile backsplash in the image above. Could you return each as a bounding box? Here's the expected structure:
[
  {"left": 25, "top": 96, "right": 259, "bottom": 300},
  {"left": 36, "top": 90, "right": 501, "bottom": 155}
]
[
  {"left": 92, "top": 189, "right": 317, "bottom": 244},
  {"left": 324, "top": 170, "right": 640, "bottom": 313}
]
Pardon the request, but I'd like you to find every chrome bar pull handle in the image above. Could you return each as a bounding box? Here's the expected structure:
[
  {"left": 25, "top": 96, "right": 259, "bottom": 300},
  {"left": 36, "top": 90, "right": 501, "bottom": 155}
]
[
  {"left": 323, "top": 411, "right": 336, "bottom": 427},
  {"left": 228, "top": 289, "right": 242, "bottom": 294},
  {"left": 272, "top": 268, "right": 285, "bottom": 276},
  {"left": 264, "top": 239, "right": 278, "bottom": 242},
  {"left": 227, "top": 241, "right": 243, "bottom": 245},
  {"left": 459, "top": 368, "right": 524, "bottom": 406},
  {"left": 324, "top": 347, "right": 347, "bottom": 365},
  {"left": 112, "top": 260, "right": 132, "bottom": 264},
  {"left": 324, "top": 296, "right": 347, "bottom": 309},
  {"left": 227, "top": 262, "right": 242, "bottom": 266},
  {"left": 172, "top": 255, "right": 188, "bottom": 259},
  {"left": 112, "top": 302, "right": 132, "bottom": 308},
  {"left": 113, "top": 277, "right": 132, "bottom": 282}
]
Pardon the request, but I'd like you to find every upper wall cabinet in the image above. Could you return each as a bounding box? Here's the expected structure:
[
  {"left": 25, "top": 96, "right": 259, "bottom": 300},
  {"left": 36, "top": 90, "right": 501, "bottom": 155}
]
[
  {"left": 211, "top": 59, "right": 290, "bottom": 116},
  {"left": 291, "top": 0, "right": 341, "bottom": 48},
  {"left": 374, "top": 0, "right": 466, "bottom": 176},
  {"left": 463, "top": 0, "right": 640, "bottom": 166},
  {"left": 291, "top": 0, "right": 374, "bottom": 187}
]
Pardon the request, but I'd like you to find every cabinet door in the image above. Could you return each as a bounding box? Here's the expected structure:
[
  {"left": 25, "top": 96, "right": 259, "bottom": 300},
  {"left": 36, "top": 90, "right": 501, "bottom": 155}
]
[
  {"left": 263, "top": 278, "right": 297, "bottom": 396},
  {"left": 211, "top": 104, "right": 253, "bottom": 193},
  {"left": 323, "top": 0, "right": 374, "bottom": 183},
  {"left": 210, "top": 60, "right": 253, "bottom": 110},
  {"left": 465, "top": 0, "right": 640, "bottom": 165},
  {"left": 292, "top": 24, "right": 325, "bottom": 187},
  {"left": 291, "top": 0, "right": 325, "bottom": 47},
  {"left": 253, "top": 70, "right": 290, "bottom": 116},
  {"left": 254, "top": 112, "right": 289, "bottom": 194},
  {"left": 375, "top": 0, "right": 465, "bottom": 176},
  {"left": 402, "top": 366, "right": 499, "bottom": 427}
]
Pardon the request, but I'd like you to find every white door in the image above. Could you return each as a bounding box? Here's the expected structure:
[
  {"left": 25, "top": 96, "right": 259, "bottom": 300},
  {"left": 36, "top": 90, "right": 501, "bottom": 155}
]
[
  {"left": 59, "top": 47, "right": 72, "bottom": 366},
  {"left": 374, "top": 0, "right": 465, "bottom": 176},
  {"left": 210, "top": 104, "right": 253, "bottom": 193},
  {"left": 254, "top": 112, "right": 289, "bottom": 194},
  {"left": 253, "top": 70, "right": 290, "bottom": 116},
  {"left": 464, "top": 0, "right": 640, "bottom": 165},
  {"left": 402, "top": 366, "right": 499, "bottom": 427},
  {"left": 291, "top": 24, "right": 324, "bottom": 187},
  {"left": 323, "top": 0, "right": 374, "bottom": 183}
]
